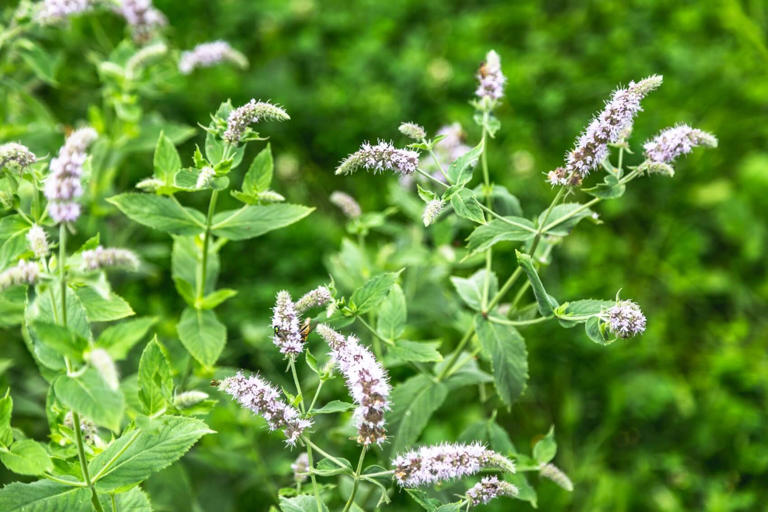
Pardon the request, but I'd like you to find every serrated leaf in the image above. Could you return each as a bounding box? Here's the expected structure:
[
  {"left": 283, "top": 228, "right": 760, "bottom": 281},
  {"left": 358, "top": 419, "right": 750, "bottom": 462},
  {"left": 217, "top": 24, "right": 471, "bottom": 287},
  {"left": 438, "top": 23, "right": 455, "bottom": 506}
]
[
  {"left": 539, "top": 203, "right": 594, "bottom": 237},
  {"left": 390, "top": 374, "right": 448, "bottom": 454},
  {"left": 210, "top": 204, "right": 313, "bottom": 240},
  {"left": 109, "top": 194, "right": 205, "bottom": 235},
  {"left": 243, "top": 143, "right": 273, "bottom": 194},
  {"left": 97, "top": 317, "right": 158, "bottom": 360},
  {"left": 0, "top": 480, "right": 92, "bottom": 511},
  {"left": 103, "top": 487, "right": 151, "bottom": 512},
  {"left": 279, "top": 495, "right": 329, "bottom": 512},
  {"left": 74, "top": 285, "right": 134, "bottom": 322},
  {"left": 516, "top": 251, "right": 558, "bottom": 316},
  {"left": 54, "top": 369, "right": 124, "bottom": 432},
  {"left": 376, "top": 284, "right": 406, "bottom": 340},
  {"left": 445, "top": 141, "right": 482, "bottom": 186},
  {"left": 350, "top": 271, "right": 401, "bottom": 315},
  {"left": 475, "top": 317, "right": 528, "bottom": 406},
  {"left": 89, "top": 416, "right": 212, "bottom": 491},
  {"left": 153, "top": 132, "right": 181, "bottom": 185},
  {"left": 198, "top": 288, "right": 238, "bottom": 310},
  {"left": 466, "top": 217, "right": 536, "bottom": 254},
  {"left": 138, "top": 336, "right": 173, "bottom": 416},
  {"left": 533, "top": 426, "right": 557, "bottom": 463},
  {"left": 29, "top": 322, "right": 87, "bottom": 362},
  {"left": 0, "top": 440, "right": 53, "bottom": 476},
  {"left": 586, "top": 173, "right": 626, "bottom": 199},
  {"left": 450, "top": 269, "right": 498, "bottom": 312},
  {"left": 177, "top": 307, "right": 226, "bottom": 367},
  {"left": 311, "top": 400, "right": 355, "bottom": 414},
  {"left": 450, "top": 189, "right": 485, "bottom": 224},
  {"left": 385, "top": 340, "right": 442, "bottom": 366}
]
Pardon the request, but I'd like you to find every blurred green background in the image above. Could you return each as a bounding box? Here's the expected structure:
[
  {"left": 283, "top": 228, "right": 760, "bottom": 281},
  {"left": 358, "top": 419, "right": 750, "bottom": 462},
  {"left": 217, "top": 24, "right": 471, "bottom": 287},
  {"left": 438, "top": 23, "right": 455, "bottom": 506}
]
[{"left": 2, "top": 0, "right": 768, "bottom": 510}]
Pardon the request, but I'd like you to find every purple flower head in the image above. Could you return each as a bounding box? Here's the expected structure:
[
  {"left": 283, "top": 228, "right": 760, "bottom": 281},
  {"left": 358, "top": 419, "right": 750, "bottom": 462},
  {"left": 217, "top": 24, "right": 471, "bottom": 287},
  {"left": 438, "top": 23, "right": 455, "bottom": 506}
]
[
  {"left": 291, "top": 453, "right": 310, "bottom": 483},
  {"left": 295, "top": 286, "right": 333, "bottom": 315},
  {"left": 223, "top": 100, "right": 290, "bottom": 144},
  {"left": 0, "top": 260, "right": 39, "bottom": 291},
  {"left": 330, "top": 191, "right": 362, "bottom": 219},
  {"left": 643, "top": 124, "right": 717, "bottom": 165},
  {"left": 316, "top": 324, "right": 390, "bottom": 446},
  {"left": 551, "top": 75, "right": 663, "bottom": 186},
  {"left": 604, "top": 299, "right": 646, "bottom": 338},
  {"left": 336, "top": 141, "right": 419, "bottom": 176},
  {"left": 219, "top": 372, "right": 312, "bottom": 445},
  {"left": 45, "top": 127, "right": 97, "bottom": 224},
  {"left": 179, "top": 40, "right": 248, "bottom": 75},
  {"left": 475, "top": 50, "right": 506, "bottom": 102},
  {"left": 393, "top": 442, "right": 515, "bottom": 487},
  {"left": 116, "top": 0, "right": 167, "bottom": 42},
  {"left": 81, "top": 246, "right": 140, "bottom": 272},
  {"left": 37, "top": 0, "right": 96, "bottom": 23},
  {"left": 0, "top": 143, "right": 37, "bottom": 170},
  {"left": 466, "top": 476, "right": 519, "bottom": 506},
  {"left": 272, "top": 291, "right": 304, "bottom": 357}
]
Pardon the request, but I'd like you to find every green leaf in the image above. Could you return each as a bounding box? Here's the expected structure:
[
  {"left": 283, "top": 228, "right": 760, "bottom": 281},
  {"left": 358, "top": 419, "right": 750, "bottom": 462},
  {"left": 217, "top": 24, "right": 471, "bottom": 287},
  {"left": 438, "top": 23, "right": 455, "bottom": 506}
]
[
  {"left": 89, "top": 416, "right": 212, "bottom": 491},
  {"left": 385, "top": 340, "right": 442, "bottom": 366},
  {"left": 0, "top": 440, "right": 53, "bottom": 476},
  {"left": 0, "top": 479, "right": 92, "bottom": 511},
  {"left": 54, "top": 369, "right": 125, "bottom": 432},
  {"left": 103, "top": 487, "right": 151, "bottom": 512},
  {"left": 586, "top": 173, "right": 626, "bottom": 199},
  {"left": 97, "top": 317, "right": 158, "bottom": 359},
  {"left": 17, "top": 40, "right": 58, "bottom": 85},
  {"left": 516, "top": 251, "right": 558, "bottom": 316},
  {"left": 389, "top": 374, "right": 448, "bottom": 454},
  {"left": 475, "top": 317, "right": 528, "bottom": 406},
  {"left": 172, "top": 235, "right": 219, "bottom": 298},
  {"left": 279, "top": 495, "right": 329, "bottom": 512},
  {"left": 29, "top": 322, "right": 87, "bottom": 362},
  {"left": 138, "top": 336, "right": 173, "bottom": 416},
  {"left": 558, "top": 299, "right": 614, "bottom": 317},
  {"left": 153, "top": 132, "right": 181, "bottom": 185},
  {"left": 533, "top": 425, "right": 557, "bottom": 463},
  {"left": 438, "top": 353, "right": 494, "bottom": 390},
  {"left": 376, "top": 284, "right": 406, "bottom": 340},
  {"left": 539, "top": 203, "right": 594, "bottom": 237},
  {"left": 177, "top": 307, "right": 226, "bottom": 367},
  {"left": 350, "top": 271, "right": 401, "bottom": 315},
  {"left": 450, "top": 269, "right": 498, "bottom": 312},
  {"left": 584, "top": 316, "right": 611, "bottom": 345},
  {"left": 108, "top": 194, "right": 205, "bottom": 235},
  {"left": 445, "top": 140, "right": 483, "bottom": 186},
  {"left": 0, "top": 393, "right": 11, "bottom": 447},
  {"left": 450, "top": 189, "right": 485, "bottom": 224},
  {"left": 459, "top": 418, "right": 515, "bottom": 455},
  {"left": 466, "top": 217, "right": 536, "bottom": 254},
  {"left": 242, "top": 143, "right": 273, "bottom": 194},
  {"left": 435, "top": 504, "right": 462, "bottom": 512},
  {"left": 311, "top": 400, "right": 355, "bottom": 414},
  {"left": 210, "top": 204, "right": 313, "bottom": 240},
  {"left": 74, "top": 285, "right": 134, "bottom": 322},
  {"left": 198, "top": 288, "right": 238, "bottom": 310},
  {"left": 508, "top": 473, "right": 538, "bottom": 507}
]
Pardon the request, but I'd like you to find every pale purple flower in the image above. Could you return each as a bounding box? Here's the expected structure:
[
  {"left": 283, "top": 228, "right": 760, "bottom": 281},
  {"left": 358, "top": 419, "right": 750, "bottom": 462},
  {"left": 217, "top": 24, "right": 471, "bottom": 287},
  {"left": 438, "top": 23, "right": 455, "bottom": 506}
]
[
  {"left": 0, "top": 143, "right": 36, "bottom": 170},
  {"left": 0, "top": 260, "right": 39, "bottom": 291},
  {"left": 26, "top": 225, "right": 49, "bottom": 259},
  {"left": 219, "top": 372, "right": 312, "bottom": 445},
  {"left": 466, "top": 476, "right": 519, "bottom": 506},
  {"left": 272, "top": 291, "right": 304, "bottom": 357},
  {"left": 223, "top": 100, "right": 290, "bottom": 144},
  {"left": 36, "top": 0, "right": 96, "bottom": 23},
  {"left": 116, "top": 0, "right": 167, "bottom": 42},
  {"left": 330, "top": 191, "right": 362, "bottom": 219},
  {"left": 422, "top": 199, "right": 444, "bottom": 227},
  {"left": 398, "top": 122, "right": 426, "bottom": 141},
  {"left": 393, "top": 442, "right": 515, "bottom": 487},
  {"left": 45, "top": 127, "right": 97, "bottom": 224},
  {"left": 295, "top": 286, "right": 333, "bottom": 315},
  {"left": 81, "top": 246, "right": 139, "bottom": 271},
  {"left": 475, "top": 50, "right": 506, "bottom": 102},
  {"left": 173, "top": 390, "right": 209, "bottom": 409},
  {"left": 316, "top": 324, "right": 390, "bottom": 446},
  {"left": 336, "top": 140, "right": 419, "bottom": 176},
  {"left": 604, "top": 300, "right": 646, "bottom": 338},
  {"left": 552, "top": 75, "right": 663, "bottom": 186},
  {"left": 125, "top": 43, "right": 168, "bottom": 77},
  {"left": 63, "top": 411, "right": 98, "bottom": 444},
  {"left": 179, "top": 41, "right": 248, "bottom": 75},
  {"left": 539, "top": 463, "right": 573, "bottom": 491},
  {"left": 643, "top": 124, "right": 717, "bottom": 165},
  {"left": 291, "top": 453, "right": 310, "bottom": 483}
]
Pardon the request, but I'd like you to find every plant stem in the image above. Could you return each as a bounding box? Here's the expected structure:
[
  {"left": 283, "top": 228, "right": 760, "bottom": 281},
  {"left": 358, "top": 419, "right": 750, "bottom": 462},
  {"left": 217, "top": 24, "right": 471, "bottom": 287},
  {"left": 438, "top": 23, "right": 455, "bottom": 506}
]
[
  {"left": 436, "top": 324, "right": 475, "bottom": 381},
  {"left": 59, "top": 224, "right": 67, "bottom": 326},
  {"left": 289, "top": 358, "right": 305, "bottom": 414},
  {"left": 304, "top": 442, "right": 323, "bottom": 512},
  {"left": 416, "top": 168, "right": 448, "bottom": 188},
  {"left": 72, "top": 411, "right": 104, "bottom": 512},
  {"left": 307, "top": 380, "right": 324, "bottom": 413},
  {"left": 480, "top": 116, "right": 493, "bottom": 312},
  {"left": 196, "top": 190, "right": 219, "bottom": 303},
  {"left": 342, "top": 445, "right": 368, "bottom": 512}
]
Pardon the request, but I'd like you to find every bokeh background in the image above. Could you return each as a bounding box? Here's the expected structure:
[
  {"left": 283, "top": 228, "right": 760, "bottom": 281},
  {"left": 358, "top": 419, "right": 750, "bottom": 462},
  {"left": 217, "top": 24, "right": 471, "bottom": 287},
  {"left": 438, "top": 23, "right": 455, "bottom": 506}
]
[{"left": 2, "top": 1, "right": 768, "bottom": 510}]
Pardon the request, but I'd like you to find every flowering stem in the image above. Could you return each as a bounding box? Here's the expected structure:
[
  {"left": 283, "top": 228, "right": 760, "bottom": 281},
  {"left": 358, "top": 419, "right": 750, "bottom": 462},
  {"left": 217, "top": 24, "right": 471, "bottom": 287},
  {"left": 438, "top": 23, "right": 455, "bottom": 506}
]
[
  {"left": 436, "top": 324, "right": 475, "bottom": 381},
  {"left": 416, "top": 168, "right": 448, "bottom": 189},
  {"left": 196, "top": 190, "right": 219, "bottom": 303},
  {"left": 342, "top": 445, "right": 368, "bottom": 512},
  {"left": 480, "top": 116, "right": 493, "bottom": 312},
  {"left": 59, "top": 224, "right": 67, "bottom": 325},
  {"left": 425, "top": 141, "right": 450, "bottom": 183},
  {"left": 304, "top": 442, "right": 323, "bottom": 512},
  {"left": 488, "top": 315, "right": 552, "bottom": 326},
  {"left": 307, "top": 380, "right": 324, "bottom": 413},
  {"left": 289, "top": 359, "right": 305, "bottom": 414},
  {"left": 72, "top": 411, "right": 105, "bottom": 512}
]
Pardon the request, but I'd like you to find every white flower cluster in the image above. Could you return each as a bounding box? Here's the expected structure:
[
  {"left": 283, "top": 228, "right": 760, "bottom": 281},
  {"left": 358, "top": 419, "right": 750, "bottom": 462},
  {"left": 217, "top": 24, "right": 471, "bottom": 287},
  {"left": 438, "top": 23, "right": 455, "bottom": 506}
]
[
  {"left": 0, "top": 143, "right": 36, "bottom": 170},
  {"left": 0, "top": 260, "right": 39, "bottom": 291},
  {"left": 643, "top": 124, "right": 717, "bottom": 165},
  {"left": 179, "top": 41, "right": 248, "bottom": 75},
  {"left": 604, "top": 299, "right": 646, "bottom": 338},
  {"left": 336, "top": 141, "right": 419, "bottom": 176},
  {"left": 223, "top": 100, "right": 290, "bottom": 144},
  {"left": 26, "top": 225, "right": 49, "bottom": 259},
  {"left": 329, "top": 191, "right": 362, "bottom": 219},
  {"left": 316, "top": 324, "right": 390, "bottom": 446},
  {"left": 398, "top": 122, "right": 426, "bottom": 141},
  {"left": 37, "top": 0, "right": 96, "bottom": 23},
  {"left": 272, "top": 286, "right": 333, "bottom": 357},
  {"left": 422, "top": 198, "right": 444, "bottom": 227},
  {"left": 45, "top": 127, "right": 97, "bottom": 224},
  {"left": 116, "top": 0, "right": 167, "bottom": 41},
  {"left": 539, "top": 462, "right": 574, "bottom": 491},
  {"left": 466, "top": 476, "right": 519, "bottom": 506},
  {"left": 475, "top": 50, "right": 506, "bottom": 101},
  {"left": 81, "top": 246, "right": 139, "bottom": 272}
]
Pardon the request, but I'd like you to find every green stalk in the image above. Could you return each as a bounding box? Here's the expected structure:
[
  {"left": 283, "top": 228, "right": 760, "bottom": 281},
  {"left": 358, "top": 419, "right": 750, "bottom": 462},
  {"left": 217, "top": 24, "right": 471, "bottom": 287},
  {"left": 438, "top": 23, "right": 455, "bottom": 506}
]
[
  {"left": 342, "top": 445, "right": 368, "bottom": 512},
  {"left": 196, "top": 189, "right": 219, "bottom": 303},
  {"left": 290, "top": 361, "right": 322, "bottom": 512},
  {"left": 59, "top": 225, "right": 67, "bottom": 325}
]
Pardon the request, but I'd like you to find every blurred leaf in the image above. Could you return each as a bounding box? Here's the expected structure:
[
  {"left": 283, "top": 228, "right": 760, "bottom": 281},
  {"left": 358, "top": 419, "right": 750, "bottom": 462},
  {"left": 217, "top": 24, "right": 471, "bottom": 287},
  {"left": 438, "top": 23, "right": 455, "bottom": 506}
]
[
  {"left": 210, "top": 204, "right": 313, "bottom": 240},
  {"left": 54, "top": 369, "right": 125, "bottom": 432},
  {"left": 97, "top": 317, "right": 158, "bottom": 360},
  {"left": 389, "top": 374, "right": 448, "bottom": 454},
  {"left": 0, "top": 480, "right": 91, "bottom": 511},
  {"left": 376, "top": 284, "right": 406, "bottom": 340},
  {"left": 177, "top": 307, "right": 226, "bottom": 367},
  {"left": 0, "top": 439, "right": 53, "bottom": 476},
  {"left": 109, "top": 194, "right": 205, "bottom": 235},
  {"left": 450, "top": 269, "right": 498, "bottom": 312},
  {"left": 350, "top": 271, "right": 401, "bottom": 315},
  {"left": 533, "top": 425, "right": 557, "bottom": 464},
  {"left": 75, "top": 285, "right": 134, "bottom": 323},
  {"left": 466, "top": 217, "right": 536, "bottom": 254}
]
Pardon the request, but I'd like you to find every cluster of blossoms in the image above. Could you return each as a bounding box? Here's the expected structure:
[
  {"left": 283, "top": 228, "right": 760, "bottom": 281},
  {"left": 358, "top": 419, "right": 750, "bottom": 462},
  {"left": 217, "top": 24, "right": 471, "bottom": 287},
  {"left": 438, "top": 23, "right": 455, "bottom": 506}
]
[
  {"left": 539, "top": 462, "right": 574, "bottom": 491},
  {"left": 291, "top": 453, "right": 310, "bottom": 483},
  {"left": 223, "top": 100, "right": 290, "bottom": 144},
  {"left": 422, "top": 198, "right": 445, "bottom": 227},
  {"left": 272, "top": 286, "right": 332, "bottom": 357},
  {"left": 115, "top": 0, "right": 166, "bottom": 41},
  {"left": 466, "top": 476, "right": 519, "bottom": 506},
  {"left": 179, "top": 41, "right": 248, "bottom": 75},
  {"left": 195, "top": 166, "right": 215, "bottom": 189},
  {"left": 44, "top": 127, "right": 97, "bottom": 224},
  {"left": 643, "top": 124, "right": 718, "bottom": 166},
  {"left": 81, "top": 246, "right": 139, "bottom": 271},
  {"left": 336, "top": 140, "right": 419, "bottom": 176},
  {"left": 219, "top": 372, "right": 312, "bottom": 445},
  {"left": 398, "top": 122, "right": 426, "bottom": 141},
  {"left": 63, "top": 412, "right": 99, "bottom": 445},
  {"left": 0, "top": 143, "right": 36, "bottom": 170},
  {"left": 125, "top": 42, "right": 168, "bottom": 78},
  {"left": 329, "top": 191, "right": 362, "bottom": 219},
  {"left": 173, "top": 390, "right": 209, "bottom": 409},
  {"left": 604, "top": 300, "right": 646, "bottom": 338},
  {"left": 0, "top": 260, "right": 39, "bottom": 291},
  {"left": 548, "top": 75, "right": 663, "bottom": 186},
  {"left": 393, "top": 442, "right": 515, "bottom": 487},
  {"left": 475, "top": 50, "right": 506, "bottom": 102},
  {"left": 36, "top": 0, "right": 96, "bottom": 23},
  {"left": 316, "top": 324, "right": 391, "bottom": 445},
  {"left": 26, "top": 225, "right": 49, "bottom": 259}
]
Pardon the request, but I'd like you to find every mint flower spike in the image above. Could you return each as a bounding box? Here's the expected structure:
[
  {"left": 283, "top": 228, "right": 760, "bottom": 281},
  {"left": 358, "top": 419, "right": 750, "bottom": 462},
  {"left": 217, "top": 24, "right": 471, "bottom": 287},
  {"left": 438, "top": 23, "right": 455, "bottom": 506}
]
[
  {"left": 291, "top": 453, "right": 310, "bottom": 483},
  {"left": 116, "top": 0, "right": 167, "bottom": 41},
  {"left": 36, "top": 0, "right": 96, "bottom": 23},
  {"left": 643, "top": 124, "right": 718, "bottom": 166},
  {"left": 222, "top": 99, "right": 290, "bottom": 144},
  {"left": 45, "top": 127, "right": 97, "bottom": 224},
  {"left": 466, "top": 476, "right": 519, "bottom": 506},
  {"left": 81, "top": 246, "right": 140, "bottom": 272},
  {"left": 539, "top": 462, "right": 574, "bottom": 491},
  {"left": 0, "top": 143, "right": 37, "bottom": 170},
  {"left": 393, "top": 442, "right": 516, "bottom": 487},
  {"left": 329, "top": 191, "right": 362, "bottom": 219},
  {"left": 422, "top": 198, "right": 445, "bottom": 227},
  {"left": 604, "top": 299, "right": 646, "bottom": 338},
  {"left": 551, "top": 74, "right": 663, "bottom": 186},
  {"left": 219, "top": 372, "right": 312, "bottom": 445},
  {"left": 295, "top": 286, "right": 333, "bottom": 315},
  {"left": 26, "top": 225, "right": 50, "bottom": 259},
  {"left": 475, "top": 49, "right": 506, "bottom": 102},
  {"left": 398, "top": 122, "right": 426, "bottom": 141},
  {"left": 272, "top": 290, "right": 304, "bottom": 357},
  {"left": 0, "top": 260, "right": 39, "bottom": 291},
  {"left": 335, "top": 140, "right": 419, "bottom": 176},
  {"left": 316, "top": 324, "right": 391, "bottom": 446},
  {"left": 179, "top": 40, "right": 248, "bottom": 75}
]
